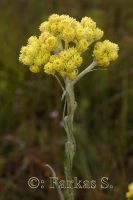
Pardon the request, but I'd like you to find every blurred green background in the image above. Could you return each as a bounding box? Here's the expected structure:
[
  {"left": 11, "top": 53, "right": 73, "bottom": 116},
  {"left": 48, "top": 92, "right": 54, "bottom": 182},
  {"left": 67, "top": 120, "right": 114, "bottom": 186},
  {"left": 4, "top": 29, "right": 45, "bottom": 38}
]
[{"left": 0, "top": 0, "right": 133, "bottom": 199}]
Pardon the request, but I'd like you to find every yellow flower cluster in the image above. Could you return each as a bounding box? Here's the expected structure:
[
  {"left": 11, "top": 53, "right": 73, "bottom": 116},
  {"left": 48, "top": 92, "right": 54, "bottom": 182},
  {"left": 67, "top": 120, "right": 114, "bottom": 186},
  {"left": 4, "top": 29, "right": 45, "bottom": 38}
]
[
  {"left": 126, "top": 183, "right": 133, "bottom": 199},
  {"left": 44, "top": 47, "right": 82, "bottom": 80},
  {"left": 93, "top": 40, "right": 119, "bottom": 66},
  {"left": 19, "top": 36, "right": 50, "bottom": 73},
  {"left": 19, "top": 14, "right": 118, "bottom": 79},
  {"left": 39, "top": 14, "right": 103, "bottom": 52}
]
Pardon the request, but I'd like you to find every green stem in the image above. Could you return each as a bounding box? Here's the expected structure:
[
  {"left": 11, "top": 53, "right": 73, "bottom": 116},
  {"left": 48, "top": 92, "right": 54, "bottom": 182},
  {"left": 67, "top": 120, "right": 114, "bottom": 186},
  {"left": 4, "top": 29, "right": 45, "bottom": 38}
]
[{"left": 63, "top": 78, "right": 77, "bottom": 200}]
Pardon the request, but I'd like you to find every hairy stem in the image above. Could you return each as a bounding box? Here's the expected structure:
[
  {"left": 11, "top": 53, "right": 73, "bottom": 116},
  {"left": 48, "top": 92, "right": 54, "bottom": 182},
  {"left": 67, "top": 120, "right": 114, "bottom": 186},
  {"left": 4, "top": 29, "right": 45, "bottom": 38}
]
[
  {"left": 72, "top": 61, "right": 97, "bottom": 85},
  {"left": 62, "top": 61, "right": 96, "bottom": 200},
  {"left": 63, "top": 78, "right": 77, "bottom": 200}
]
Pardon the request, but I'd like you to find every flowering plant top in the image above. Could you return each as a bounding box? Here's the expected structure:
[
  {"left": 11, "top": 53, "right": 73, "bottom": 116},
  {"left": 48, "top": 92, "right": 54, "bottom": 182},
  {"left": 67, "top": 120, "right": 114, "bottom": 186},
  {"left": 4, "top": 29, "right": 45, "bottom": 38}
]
[
  {"left": 19, "top": 14, "right": 119, "bottom": 80},
  {"left": 19, "top": 14, "right": 119, "bottom": 200}
]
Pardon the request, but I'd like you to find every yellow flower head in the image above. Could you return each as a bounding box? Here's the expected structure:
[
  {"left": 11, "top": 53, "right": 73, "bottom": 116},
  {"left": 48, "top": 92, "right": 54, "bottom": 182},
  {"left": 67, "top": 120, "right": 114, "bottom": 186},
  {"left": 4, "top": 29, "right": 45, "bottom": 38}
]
[
  {"left": 34, "top": 50, "right": 50, "bottom": 66},
  {"left": 39, "top": 21, "right": 49, "bottom": 32},
  {"left": 30, "top": 65, "right": 40, "bottom": 73},
  {"left": 58, "top": 19, "right": 71, "bottom": 32},
  {"left": 39, "top": 32, "right": 50, "bottom": 42},
  {"left": 19, "top": 37, "right": 40, "bottom": 66},
  {"left": 53, "top": 58, "right": 63, "bottom": 70},
  {"left": 45, "top": 36, "right": 58, "bottom": 51},
  {"left": 60, "top": 50, "right": 70, "bottom": 61},
  {"left": 84, "top": 28, "right": 94, "bottom": 41},
  {"left": 50, "top": 24, "right": 59, "bottom": 35},
  {"left": 28, "top": 36, "right": 38, "bottom": 44},
  {"left": 81, "top": 17, "right": 96, "bottom": 29},
  {"left": 93, "top": 40, "right": 119, "bottom": 66},
  {"left": 48, "top": 14, "right": 60, "bottom": 23},
  {"left": 62, "top": 27, "right": 75, "bottom": 42},
  {"left": 66, "top": 60, "right": 76, "bottom": 72},
  {"left": 76, "top": 26, "right": 85, "bottom": 40},
  {"left": 76, "top": 39, "right": 89, "bottom": 52},
  {"left": 126, "top": 183, "right": 133, "bottom": 199},
  {"left": 93, "top": 28, "right": 104, "bottom": 41},
  {"left": 67, "top": 70, "right": 78, "bottom": 80},
  {"left": 44, "top": 62, "right": 54, "bottom": 74},
  {"left": 19, "top": 14, "right": 119, "bottom": 79},
  {"left": 73, "top": 54, "right": 83, "bottom": 67}
]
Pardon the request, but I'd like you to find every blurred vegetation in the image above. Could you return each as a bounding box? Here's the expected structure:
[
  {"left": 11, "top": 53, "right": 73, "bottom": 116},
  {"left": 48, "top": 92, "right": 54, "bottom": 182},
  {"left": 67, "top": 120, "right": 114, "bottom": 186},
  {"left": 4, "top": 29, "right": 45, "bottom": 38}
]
[{"left": 0, "top": 0, "right": 133, "bottom": 200}]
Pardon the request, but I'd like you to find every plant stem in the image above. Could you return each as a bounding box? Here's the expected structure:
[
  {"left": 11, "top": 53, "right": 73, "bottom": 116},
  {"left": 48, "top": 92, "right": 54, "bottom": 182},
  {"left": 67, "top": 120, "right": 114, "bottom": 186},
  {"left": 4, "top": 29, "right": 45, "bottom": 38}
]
[
  {"left": 63, "top": 78, "right": 77, "bottom": 200},
  {"left": 45, "top": 164, "right": 65, "bottom": 200},
  {"left": 72, "top": 61, "right": 97, "bottom": 85},
  {"left": 54, "top": 74, "right": 65, "bottom": 92},
  {"left": 62, "top": 62, "right": 97, "bottom": 199}
]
